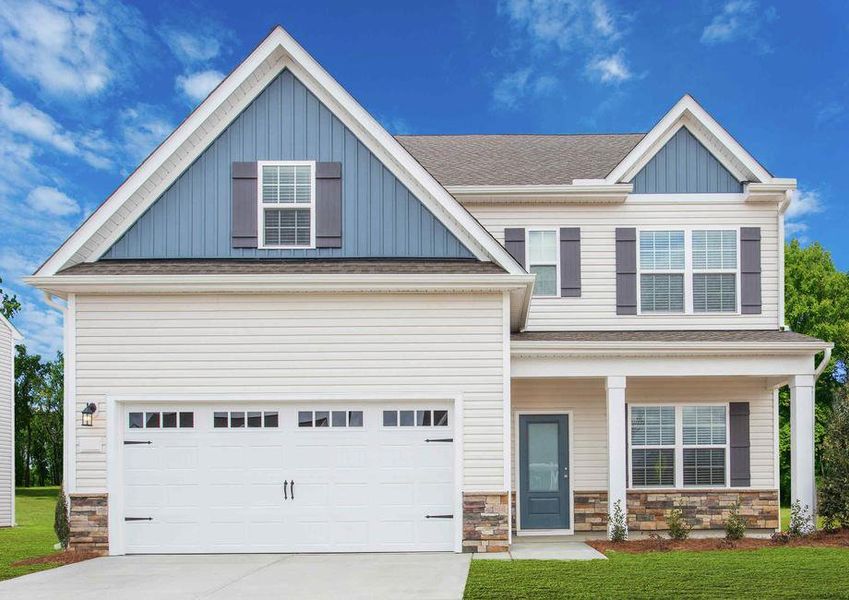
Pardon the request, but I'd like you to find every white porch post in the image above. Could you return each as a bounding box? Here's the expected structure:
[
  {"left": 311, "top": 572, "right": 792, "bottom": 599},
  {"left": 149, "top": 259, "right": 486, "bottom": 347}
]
[
  {"left": 606, "top": 376, "right": 627, "bottom": 536},
  {"left": 790, "top": 374, "right": 816, "bottom": 523}
]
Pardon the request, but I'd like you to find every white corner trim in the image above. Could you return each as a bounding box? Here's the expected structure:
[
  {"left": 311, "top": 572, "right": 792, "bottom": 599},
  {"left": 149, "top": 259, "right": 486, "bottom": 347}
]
[
  {"left": 35, "top": 26, "right": 523, "bottom": 277},
  {"left": 606, "top": 95, "right": 774, "bottom": 185}
]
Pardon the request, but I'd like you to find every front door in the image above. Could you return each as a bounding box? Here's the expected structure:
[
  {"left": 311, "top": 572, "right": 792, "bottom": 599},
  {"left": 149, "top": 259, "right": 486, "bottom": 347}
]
[{"left": 519, "top": 414, "right": 570, "bottom": 530}]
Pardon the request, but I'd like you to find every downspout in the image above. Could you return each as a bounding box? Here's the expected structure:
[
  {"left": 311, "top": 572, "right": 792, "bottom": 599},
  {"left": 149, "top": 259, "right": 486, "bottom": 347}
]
[
  {"left": 814, "top": 346, "right": 832, "bottom": 381},
  {"left": 43, "top": 292, "right": 66, "bottom": 314},
  {"left": 42, "top": 293, "right": 72, "bottom": 496}
]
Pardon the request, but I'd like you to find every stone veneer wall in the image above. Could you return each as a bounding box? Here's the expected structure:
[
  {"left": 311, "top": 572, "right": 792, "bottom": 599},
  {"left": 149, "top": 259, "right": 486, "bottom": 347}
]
[
  {"left": 567, "top": 490, "right": 779, "bottom": 532},
  {"left": 463, "top": 492, "right": 509, "bottom": 553},
  {"left": 68, "top": 493, "right": 109, "bottom": 554}
]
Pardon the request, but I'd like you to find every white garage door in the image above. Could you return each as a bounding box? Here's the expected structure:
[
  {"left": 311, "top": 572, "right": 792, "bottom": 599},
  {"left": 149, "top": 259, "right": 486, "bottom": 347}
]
[{"left": 120, "top": 403, "right": 455, "bottom": 554}]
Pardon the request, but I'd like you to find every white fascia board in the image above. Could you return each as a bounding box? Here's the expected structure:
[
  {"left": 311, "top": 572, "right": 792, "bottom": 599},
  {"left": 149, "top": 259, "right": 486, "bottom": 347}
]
[
  {"left": 35, "top": 26, "right": 523, "bottom": 277},
  {"left": 745, "top": 180, "right": 798, "bottom": 205},
  {"left": 606, "top": 95, "right": 774, "bottom": 185},
  {"left": 0, "top": 313, "right": 22, "bottom": 341},
  {"left": 446, "top": 183, "right": 632, "bottom": 204},
  {"left": 510, "top": 339, "right": 833, "bottom": 357}
]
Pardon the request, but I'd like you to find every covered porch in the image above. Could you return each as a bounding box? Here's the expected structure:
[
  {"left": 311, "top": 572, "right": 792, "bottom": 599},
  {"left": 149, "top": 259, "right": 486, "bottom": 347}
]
[{"left": 509, "top": 330, "right": 831, "bottom": 538}]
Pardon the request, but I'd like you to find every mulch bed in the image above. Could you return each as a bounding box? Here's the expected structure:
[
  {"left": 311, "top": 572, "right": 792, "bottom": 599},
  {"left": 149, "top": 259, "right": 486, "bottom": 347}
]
[
  {"left": 12, "top": 550, "right": 102, "bottom": 567},
  {"left": 588, "top": 528, "right": 849, "bottom": 554}
]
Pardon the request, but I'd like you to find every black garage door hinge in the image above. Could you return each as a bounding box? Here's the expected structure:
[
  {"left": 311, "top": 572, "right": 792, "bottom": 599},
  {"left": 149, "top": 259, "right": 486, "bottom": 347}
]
[
  {"left": 124, "top": 440, "right": 152, "bottom": 445},
  {"left": 124, "top": 517, "right": 153, "bottom": 522},
  {"left": 425, "top": 514, "right": 454, "bottom": 519},
  {"left": 425, "top": 438, "right": 453, "bottom": 443}
]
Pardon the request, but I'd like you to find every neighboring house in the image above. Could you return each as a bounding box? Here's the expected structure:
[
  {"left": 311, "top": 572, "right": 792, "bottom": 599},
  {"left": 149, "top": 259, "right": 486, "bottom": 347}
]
[
  {"left": 26, "top": 26, "right": 830, "bottom": 555},
  {"left": 0, "top": 313, "right": 21, "bottom": 528}
]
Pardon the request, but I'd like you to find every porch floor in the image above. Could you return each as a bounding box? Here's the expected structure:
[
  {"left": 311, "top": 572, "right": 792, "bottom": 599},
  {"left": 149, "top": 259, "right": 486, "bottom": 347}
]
[{"left": 472, "top": 541, "right": 607, "bottom": 561}]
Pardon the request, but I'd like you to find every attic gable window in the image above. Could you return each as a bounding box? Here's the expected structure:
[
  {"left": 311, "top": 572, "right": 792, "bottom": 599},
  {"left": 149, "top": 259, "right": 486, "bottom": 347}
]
[{"left": 258, "top": 161, "right": 315, "bottom": 248}]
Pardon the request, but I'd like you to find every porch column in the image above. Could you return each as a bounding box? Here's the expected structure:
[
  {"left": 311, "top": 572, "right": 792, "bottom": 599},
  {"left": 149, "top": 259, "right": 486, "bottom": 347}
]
[
  {"left": 606, "top": 376, "right": 627, "bottom": 536},
  {"left": 790, "top": 374, "right": 816, "bottom": 525}
]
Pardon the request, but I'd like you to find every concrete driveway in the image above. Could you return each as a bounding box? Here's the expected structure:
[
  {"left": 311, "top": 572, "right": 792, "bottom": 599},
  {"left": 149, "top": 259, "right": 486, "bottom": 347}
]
[{"left": 0, "top": 553, "right": 472, "bottom": 600}]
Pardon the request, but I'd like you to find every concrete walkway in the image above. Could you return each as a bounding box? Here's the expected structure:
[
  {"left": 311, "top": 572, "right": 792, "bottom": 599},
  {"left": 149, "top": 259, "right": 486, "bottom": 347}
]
[
  {"left": 0, "top": 553, "right": 472, "bottom": 600},
  {"left": 473, "top": 541, "right": 607, "bottom": 561}
]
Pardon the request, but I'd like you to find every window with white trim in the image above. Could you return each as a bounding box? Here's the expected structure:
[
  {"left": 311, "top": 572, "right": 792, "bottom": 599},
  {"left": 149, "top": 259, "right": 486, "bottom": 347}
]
[
  {"left": 629, "top": 405, "right": 729, "bottom": 489},
  {"left": 639, "top": 230, "right": 685, "bottom": 313},
  {"left": 692, "top": 230, "right": 737, "bottom": 313},
  {"left": 527, "top": 230, "right": 558, "bottom": 297},
  {"left": 259, "top": 162, "right": 315, "bottom": 248}
]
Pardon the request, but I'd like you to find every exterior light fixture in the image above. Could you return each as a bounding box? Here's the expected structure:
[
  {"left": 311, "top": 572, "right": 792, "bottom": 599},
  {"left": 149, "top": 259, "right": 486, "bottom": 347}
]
[{"left": 81, "top": 403, "right": 97, "bottom": 427}]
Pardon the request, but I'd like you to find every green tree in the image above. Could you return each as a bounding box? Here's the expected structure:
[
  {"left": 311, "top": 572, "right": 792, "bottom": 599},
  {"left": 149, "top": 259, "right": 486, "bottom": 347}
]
[
  {"left": 0, "top": 276, "right": 21, "bottom": 320},
  {"left": 780, "top": 241, "right": 849, "bottom": 504},
  {"left": 819, "top": 384, "right": 849, "bottom": 529}
]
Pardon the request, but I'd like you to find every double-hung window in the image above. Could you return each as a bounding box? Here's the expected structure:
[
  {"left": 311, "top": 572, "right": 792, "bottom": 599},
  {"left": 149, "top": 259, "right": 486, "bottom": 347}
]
[
  {"left": 629, "top": 406, "right": 676, "bottom": 486},
  {"left": 629, "top": 405, "right": 729, "bottom": 488},
  {"left": 527, "top": 230, "right": 558, "bottom": 297},
  {"left": 692, "top": 230, "right": 737, "bottom": 312},
  {"left": 639, "top": 230, "right": 685, "bottom": 312},
  {"left": 259, "top": 162, "right": 315, "bottom": 248}
]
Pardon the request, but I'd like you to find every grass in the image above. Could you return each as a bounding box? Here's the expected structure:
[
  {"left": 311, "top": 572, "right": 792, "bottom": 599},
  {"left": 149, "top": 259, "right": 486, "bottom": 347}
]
[
  {"left": 465, "top": 547, "right": 849, "bottom": 599},
  {"left": 780, "top": 506, "right": 826, "bottom": 531},
  {"left": 0, "top": 487, "right": 61, "bottom": 581}
]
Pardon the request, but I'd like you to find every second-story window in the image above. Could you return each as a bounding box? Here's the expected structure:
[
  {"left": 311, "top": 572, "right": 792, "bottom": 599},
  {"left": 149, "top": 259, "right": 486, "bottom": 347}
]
[
  {"left": 527, "top": 230, "right": 558, "bottom": 297},
  {"left": 639, "top": 230, "right": 685, "bottom": 313},
  {"left": 692, "top": 230, "right": 737, "bottom": 312},
  {"left": 259, "top": 162, "right": 315, "bottom": 248}
]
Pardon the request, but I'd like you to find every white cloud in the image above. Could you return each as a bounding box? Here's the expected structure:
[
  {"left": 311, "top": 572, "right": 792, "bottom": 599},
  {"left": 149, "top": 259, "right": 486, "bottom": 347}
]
[
  {"left": 26, "top": 185, "right": 80, "bottom": 216},
  {"left": 493, "top": 68, "right": 559, "bottom": 109},
  {"left": 176, "top": 70, "right": 225, "bottom": 104},
  {"left": 161, "top": 26, "right": 225, "bottom": 65},
  {"left": 587, "top": 50, "right": 632, "bottom": 83},
  {"left": 15, "top": 301, "right": 63, "bottom": 358},
  {"left": 785, "top": 189, "right": 824, "bottom": 240},
  {"left": 0, "top": 84, "right": 112, "bottom": 169},
  {"left": 701, "top": 1, "right": 777, "bottom": 52},
  {"left": 0, "top": 0, "right": 149, "bottom": 97},
  {"left": 119, "top": 104, "right": 175, "bottom": 166},
  {"left": 0, "top": 248, "right": 38, "bottom": 286},
  {"left": 499, "top": 0, "right": 621, "bottom": 51},
  {"left": 378, "top": 114, "right": 413, "bottom": 135}
]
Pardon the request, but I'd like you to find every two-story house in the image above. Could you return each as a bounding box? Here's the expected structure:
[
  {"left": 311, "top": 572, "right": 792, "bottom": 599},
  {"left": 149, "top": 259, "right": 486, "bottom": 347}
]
[{"left": 27, "top": 26, "right": 830, "bottom": 555}]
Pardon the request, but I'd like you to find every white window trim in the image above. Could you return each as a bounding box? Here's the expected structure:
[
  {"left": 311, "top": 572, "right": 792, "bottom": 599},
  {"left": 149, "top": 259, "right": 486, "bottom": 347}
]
[
  {"left": 379, "top": 408, "right": 451, "bottom": 430},
  {"left": 627, "top": 402, "right": 730, "bottom": 490},
  {"left": 636, "top": 226, "right": 741, "bottom": 316},
  {"left": 257, "top": 160, "right": 317, "bottom": 249},
  {"left": 525, "top": 227, "right": 560, "bottom": 298}
]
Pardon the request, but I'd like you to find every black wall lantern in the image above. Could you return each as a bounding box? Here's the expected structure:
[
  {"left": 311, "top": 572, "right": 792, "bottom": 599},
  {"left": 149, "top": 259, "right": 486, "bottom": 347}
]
[{"left": 81, "top": 403, "right": 97, "bottom": 427}]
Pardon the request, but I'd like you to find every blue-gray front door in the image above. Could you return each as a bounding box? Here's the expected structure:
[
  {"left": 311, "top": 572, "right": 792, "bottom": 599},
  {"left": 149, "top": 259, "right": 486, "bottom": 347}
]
[{"left": 519, "top": 414, "right": 570, "bottom": 530}]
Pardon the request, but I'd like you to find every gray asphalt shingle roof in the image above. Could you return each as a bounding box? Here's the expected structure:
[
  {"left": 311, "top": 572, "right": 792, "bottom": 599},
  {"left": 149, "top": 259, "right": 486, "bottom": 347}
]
[{"left": 396, "top": 133, "right": 645, "bottom": 187}]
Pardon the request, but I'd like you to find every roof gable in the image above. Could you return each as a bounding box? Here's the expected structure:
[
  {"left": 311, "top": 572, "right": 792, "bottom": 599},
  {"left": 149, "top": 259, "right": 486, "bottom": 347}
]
[
  {"left": 632, "top": 126, "right": 743, "bottom": 193},
  {"left": 103, "top": 69, "right": 473, "bottom": 260},
  {"left": 35, "top": 26, "right": 521, "bottom": 276}
]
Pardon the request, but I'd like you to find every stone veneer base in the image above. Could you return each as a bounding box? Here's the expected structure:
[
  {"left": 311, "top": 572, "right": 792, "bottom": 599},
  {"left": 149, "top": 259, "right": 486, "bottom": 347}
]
[
  {"left": 463, "top": 492, "right": 509, "bottom": 553},
  {"left": 68, "top": 493, "right": 109, "bottom": 555},
  {"left": 570, "top": 489, "right": 779, "bottom": 532}
]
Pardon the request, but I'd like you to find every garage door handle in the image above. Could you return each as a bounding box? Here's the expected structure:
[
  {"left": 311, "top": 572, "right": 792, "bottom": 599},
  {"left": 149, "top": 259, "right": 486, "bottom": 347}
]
[
  {"left": 290, "top": 480, "right": 295, "bottom": 500},
  {"left": 425, "top": 514, "right": 453, "bottom": 519},
  {"left": 125, "top": 517, "right": 153, "bottom": 522},
  {"left": 425, "top": 438, "right": 453, "bottom": 443},
  {"left": 124, "top": 440, "right": 152, "bottom": 445},
  {"left": 283, "top": 480, "right": 288, "bottom": 500}
]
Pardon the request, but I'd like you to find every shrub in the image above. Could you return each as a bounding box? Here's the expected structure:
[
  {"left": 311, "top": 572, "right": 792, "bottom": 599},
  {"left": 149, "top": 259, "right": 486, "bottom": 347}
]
[
  {"left": 54, "top": 487, "right": 70, "bottom": 549},
  {"left": 724, "top": 501, "right": 748, "bottom": 541},
  {"left": 666, "top": 508, "right": 691, "bottom": 540},
  {"left": 788, "top": 500, "right": 814, "bottom": 537},
  {"left": 820, "top": 385, "right": 849, "bottom": 531},
  {"left": 770, "top": 531, "right": 790, "bottom": 544},
  {"left": 609, "top": 499, "right": 627, "bottom": 542}
]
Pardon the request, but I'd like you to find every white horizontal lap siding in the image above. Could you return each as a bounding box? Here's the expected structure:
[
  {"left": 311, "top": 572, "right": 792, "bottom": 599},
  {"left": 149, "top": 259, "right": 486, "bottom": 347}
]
[
  {"left": 73, "top": 292, "right": 505, "bottom": 492},
  {"left": 468, "top": 199, "right": 779, "bottom": 329},
  {"left": 511, "top": 377, "right": 776, "bottom": 491},
  {"left": 0, "top": 326, "right": 12, "bottom": 526}
]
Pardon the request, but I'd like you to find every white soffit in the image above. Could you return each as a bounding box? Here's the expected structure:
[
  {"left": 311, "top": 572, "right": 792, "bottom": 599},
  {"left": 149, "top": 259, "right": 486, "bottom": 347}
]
[{"left": 35, "top": 26, "right": 523, "bottom": 277}]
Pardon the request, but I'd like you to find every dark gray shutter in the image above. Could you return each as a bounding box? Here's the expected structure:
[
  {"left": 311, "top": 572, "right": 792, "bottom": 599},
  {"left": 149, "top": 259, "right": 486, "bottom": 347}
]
[
  {"left": 729, "top": 402, "right": 751, "bottom": 487},
  {"left": 740, "top": 227, "right": 762, "bottom": 314},
  {"left": 315, "top": 162, "right": 343, "bottom": 248},
  {"left": 560, "top": 227, "right": 581, "bottom": 297},
  {"left": 232, "top": 162, "right": 258, "bottom": 248},
  {"left": 504, "top": 228, "right": 526, "bottom": 269},
  {"left": 615, "top": 228, "right": 637, "bottom": 315}
]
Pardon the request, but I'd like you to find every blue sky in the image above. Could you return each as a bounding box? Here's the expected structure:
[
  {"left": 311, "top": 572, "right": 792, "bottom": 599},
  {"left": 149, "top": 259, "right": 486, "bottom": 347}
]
[{"left": 0, "top": 0, "right": 846, "bottom": 355}]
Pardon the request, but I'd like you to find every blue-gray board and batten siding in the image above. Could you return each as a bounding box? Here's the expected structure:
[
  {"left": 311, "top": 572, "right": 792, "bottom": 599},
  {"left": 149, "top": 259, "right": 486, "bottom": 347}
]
[
  {"left": 631, "top": 127, "right": 743, "bottom": 194},
  {"left": 103, "top": 69, "right": 473, "bottom": 260}
]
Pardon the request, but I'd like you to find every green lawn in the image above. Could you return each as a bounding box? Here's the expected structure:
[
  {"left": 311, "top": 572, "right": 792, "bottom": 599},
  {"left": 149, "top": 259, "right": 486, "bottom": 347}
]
[
  {"left": 780, "top": 506, "right": 826, "bottom": 531},
  {"left": 0, "top": 487, "right": 61, "bottom": 581},
  {"left": 465, "top": 547, "right": 849, "bottom": 599}
]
